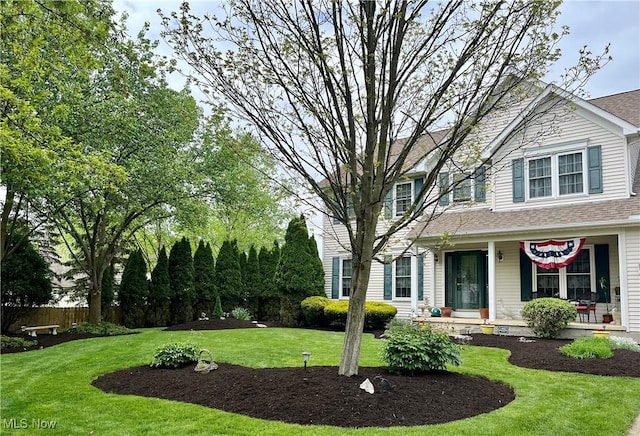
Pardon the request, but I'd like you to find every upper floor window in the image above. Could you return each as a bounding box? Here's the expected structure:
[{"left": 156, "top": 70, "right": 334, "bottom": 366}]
[
  {"left": 513, "top": 145, "right": 602, "bottom": 203},
  {"left": 438, "top": 165, "right": 486, "bottom": 206},
  {"left": 395, "top": 183, "right": 412, "bottom": 216},
  {"left": 528, "top": 151, "right": 585, "bottom": 199}
]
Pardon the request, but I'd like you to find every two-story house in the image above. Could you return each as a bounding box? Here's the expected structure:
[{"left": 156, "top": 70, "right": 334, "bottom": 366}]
[{"left": 323, "top": 82, "right": 640, "bottom": 334}]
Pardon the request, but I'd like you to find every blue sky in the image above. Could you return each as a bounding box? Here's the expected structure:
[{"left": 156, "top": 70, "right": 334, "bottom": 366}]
[{"left": 115, "top": 0, "right": 640, "bottom": 99}]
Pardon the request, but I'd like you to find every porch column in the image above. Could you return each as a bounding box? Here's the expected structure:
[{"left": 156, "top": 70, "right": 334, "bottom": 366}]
[
  {"left": 488, "top": 241, "right": 497, "bottom": 322},
  {"left": 411, "top": 252, "right": 418, "bottom": 316},
  {"left": 618, "top": 231, "right": 629, "bottom": 330},
  {"left": 429, "top": 249, "right": 437, "bottom": 310}
]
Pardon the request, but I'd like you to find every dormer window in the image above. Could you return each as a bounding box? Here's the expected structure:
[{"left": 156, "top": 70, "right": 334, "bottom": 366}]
[{"left": 438, "top": 165, "right": 486, "bottom": 206}]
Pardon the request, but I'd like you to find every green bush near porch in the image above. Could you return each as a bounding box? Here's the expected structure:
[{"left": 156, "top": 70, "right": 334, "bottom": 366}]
[
  {"left": 521, "top": 297, "right": 577, "bottom": 339},
  {"left": 323, "top": 300, "right": 397, "bottom": 329}
]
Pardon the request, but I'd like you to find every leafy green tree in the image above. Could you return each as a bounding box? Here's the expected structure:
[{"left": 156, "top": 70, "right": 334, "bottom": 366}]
[
  {"left": 47, "top": 19, "right": 202, "bottom": 324},
  {"left": 244, "top": 245, "right": 261, "bottom": 317},
  {"left": 147, "top": 246, "right": 170, "bottom": 327},
  {"left": 193, "top": 240, "right": 215, "bottom": 319},
  {"left": 0, "top": 0, "right": 117, "bottom": 263},
  {"left": 215, "top": 240, "right": 242, "bottom": 312},
  {"left": 161, "top": 0, "right": 607, "bottom": 375},
  {"left": 0, "top": 231, "right": 53, "bottom": 333},
  {"left": 168, "top": 237, "right": 195, "bottom": 325},
  {"left": 118, "top": 249, "right": 148, "bottom": 328},
  {"left": 276, "top": 216, "right": 324, "bottom": 326},
  {"left": 258, "top": 241, "right": 281, "bottom": 321}
]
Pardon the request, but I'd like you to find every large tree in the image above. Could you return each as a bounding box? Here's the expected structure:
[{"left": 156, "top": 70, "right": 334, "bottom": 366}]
[
  {"left": 161, "top": 1, "right": 606, "bottom": 375},
  {"left": 147, "top": 246, "right": 171, "bottom": 327},
  {"left": 193, "top": 240, "right": 216, "bottom": 318},
  {"left": 0, "top": 0, "right": 117, "bottom": 263},
  {"left": 49, "top": 20, "right": 202, "bottom": 324},
  {"left": 168, "top": 237, "right": 195, "bottom": 325}
]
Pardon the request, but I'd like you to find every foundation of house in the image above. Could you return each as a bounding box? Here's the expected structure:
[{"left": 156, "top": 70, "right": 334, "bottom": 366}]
[{"left": 415, "top": 317, "right": 635, "bottom": 340}]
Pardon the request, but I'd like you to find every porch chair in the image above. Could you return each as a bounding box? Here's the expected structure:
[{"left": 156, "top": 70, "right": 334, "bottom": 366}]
[{"left": 576, "top": 292, "right": 597, "bottom": 323}]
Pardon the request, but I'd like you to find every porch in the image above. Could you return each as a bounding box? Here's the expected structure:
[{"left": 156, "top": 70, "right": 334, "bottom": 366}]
[{"left": 416, "top": 316, "right": 635, "bottom": 340}]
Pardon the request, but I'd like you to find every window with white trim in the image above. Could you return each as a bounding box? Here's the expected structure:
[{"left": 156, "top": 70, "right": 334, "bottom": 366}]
[
  {"left": 453, "top": 173, "right": 472, "bottom": 202},
  {"left": 395, "top": 183, "right": 412, "bottom": 216},
  {"left": 341, "top": 258, "right": 352, "bottom": 297},
  {"left": 438, "top": 165, "right": 487, "bottom": 205},
  {"left": 394, "top": 256, "right": 411, "bottom": 298},
  {"left": 527, "top": 150, "right": 586, "bottom": 199},
  {"left": 533, "top": 247, "right": 594, "bottom": 300}
]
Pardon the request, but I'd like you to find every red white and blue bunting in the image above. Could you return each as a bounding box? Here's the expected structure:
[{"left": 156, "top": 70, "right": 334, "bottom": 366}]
[{"left": 519, "top": 238, "right": 586, "bottom": 269}]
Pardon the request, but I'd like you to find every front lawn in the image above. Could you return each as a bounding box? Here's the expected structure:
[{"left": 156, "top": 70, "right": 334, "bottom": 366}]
[{"left": 1, "top": 328, "right": 638, "bottom": 435}]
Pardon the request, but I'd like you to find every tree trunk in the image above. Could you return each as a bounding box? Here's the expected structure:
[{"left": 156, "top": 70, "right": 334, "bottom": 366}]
[
  {"left": 338, "top": 214, "right": 377, "bottom": 376},
  {"left": 88, "top": 271, "right": 102, "bottom": 324}
]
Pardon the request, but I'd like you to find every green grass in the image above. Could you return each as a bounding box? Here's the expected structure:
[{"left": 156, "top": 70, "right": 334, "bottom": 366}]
[{"left": 1, "top": 328, "right": 639, "bottom": 435}]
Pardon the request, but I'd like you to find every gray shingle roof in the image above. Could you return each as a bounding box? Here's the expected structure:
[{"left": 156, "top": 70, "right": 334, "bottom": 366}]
[{"left": 589, "top": 89, "right": 640, "bottom": 128}]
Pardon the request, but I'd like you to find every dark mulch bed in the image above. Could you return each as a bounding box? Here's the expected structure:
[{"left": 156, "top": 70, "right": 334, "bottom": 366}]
[
  {"left": 470, "top": 334, "right": 640, "bottom": 378},
  {"left": 0, "top": 332, "right": 105, "bottom": 354},
  {"left": 5, "top": 320, "right": 639, "bottom": 428},
  {"left": 92, "top": 363, "right": 513, "bottom": 427},
  {"left": 164, "top": 318, "right": 273, "bottom": 331}
]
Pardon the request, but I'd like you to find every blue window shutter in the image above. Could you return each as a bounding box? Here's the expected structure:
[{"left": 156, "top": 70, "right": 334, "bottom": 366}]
[
  {"left": 414, "top": 177, "right": 424, "bottom": 212},
  {"left": 331, "top": 257, "right": 340, "bottom": 299},
  {"left": 519, "top": 249, "right": 532, "bottom": 301},
  {"left": 417, "top": 254, "right": 424, "bottom": 301},
  {"left": 383, "top": 190, "right": 393, "bottom": 218},
  {"left": 512, "top": 158, "right": 525, "bottom": 203},
  {"left": 474, "top": 166, "right": 486, "bottom": 202},
  {"left": 594, "top": 244, "right": 610, "bottom": 304},
  {"left": 383, "top": 255, "right": 392, "bottom": 300},
  {"left": 588, "top": 145, "right": 603, "bottom": 194},
  {"left": 438, "top": 172, "right": 449, "bottom": 206}
]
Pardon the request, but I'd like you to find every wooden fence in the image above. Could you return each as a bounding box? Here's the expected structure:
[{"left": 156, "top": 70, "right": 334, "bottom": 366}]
[{"left": 8, "top": 307, "right": 122, "bottom": 333}]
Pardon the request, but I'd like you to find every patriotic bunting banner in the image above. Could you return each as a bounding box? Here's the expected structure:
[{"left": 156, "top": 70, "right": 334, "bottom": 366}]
[{"left": 519, "top": 238, "right": 586, "bottom": 269}]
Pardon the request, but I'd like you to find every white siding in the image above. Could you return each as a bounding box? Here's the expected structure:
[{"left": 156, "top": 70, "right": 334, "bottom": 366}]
[
  {"left": 493, "top": 104, "right": 628, "bottom": 212},
  {"left": 625, "top": 227, "right": 640, "bottom": 332}
]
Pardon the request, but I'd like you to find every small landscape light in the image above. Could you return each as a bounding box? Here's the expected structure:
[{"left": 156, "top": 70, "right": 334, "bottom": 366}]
[{"left": 302, "top": 351, "right": 311, "bottom": 371}]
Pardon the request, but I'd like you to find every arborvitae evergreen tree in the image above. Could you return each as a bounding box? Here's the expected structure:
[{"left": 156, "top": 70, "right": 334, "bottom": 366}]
[
  {"left": 147, "top": 246, "right": 170, "bottom": 326},
  {"left": 118, "top": 249, "right": 148, "bottom": 328},
  {"left": 101, "top": 265, "right": 115, "bottom": 323},
  {"left": 193, "top": 240, "right": 216, "bottom": 319},
  {"left": 215, "top": 239, "right": 243, "bottom": 312},
  {"left": 308, "top": 235, "right": 325, "bottom": 295},
  {"left": 168, "top": 237, "right": 195, "bottom": 325},
  {"left": 276, "top": 216, "right": 323, "bottom": 326},
  {"left": 244, "top": 245, "right": 261, "bottom": 317},
  {"left": 238, "top": 247, "right": 248, "bottom": 307},
  {"left": 212, "top": 295, "right": 223, "bottom": 318},
  {"left": 258, "top": 241, "right": 280, "bottom": 321},
  {"left": 0, "top": 233, "right": 53, "bottom": 333}
]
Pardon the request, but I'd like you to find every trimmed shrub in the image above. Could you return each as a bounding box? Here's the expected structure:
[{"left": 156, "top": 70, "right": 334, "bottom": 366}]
[
  {"left": 521, "top": 298, "right": 577, "bottom": 339},
  {"left": 365, "top": 301, "right": 398, "bottom": 329},
  {"left": 150, "top": 342, "right": 199, "bottom": 368},
  {"left": 300, "top": 296, "right": 332, "bottom": 327},
  {"left": 324, "top": 300, "right": 349, "bottom": 326},
  {"left": 323, "top": 300, "right": 397, "bottom": 329},
  {"left": 381, "top": 320, "right": 461, "bottom": 375},
  {"left": 231, "top": 307, "right": 251, "bottom": 320},
  {"left": 212, "top": 295, "right": 223, "bottom": 318},
  {"left": 1, "top": 336, "right": 37, "bottom": 349},
  {"left": 560, "top": 337, "right": 613, "bottom": 359},
  {"left": 67, "top": 322, "right": 133, "bottom": 336}
]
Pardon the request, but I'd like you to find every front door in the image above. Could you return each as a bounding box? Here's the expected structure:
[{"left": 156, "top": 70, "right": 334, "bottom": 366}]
[{"left": 445, "top": 251, "right": 488, "bottom": 309}]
